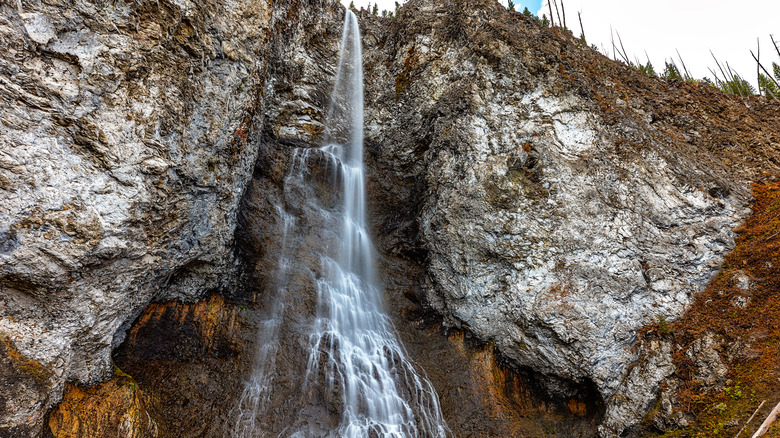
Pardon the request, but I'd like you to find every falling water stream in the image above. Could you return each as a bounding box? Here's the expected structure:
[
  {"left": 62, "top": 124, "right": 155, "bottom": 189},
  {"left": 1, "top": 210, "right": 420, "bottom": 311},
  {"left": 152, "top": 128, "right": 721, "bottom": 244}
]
[{"left": 231, "top": 11, "right": 449, "bottom": 437}]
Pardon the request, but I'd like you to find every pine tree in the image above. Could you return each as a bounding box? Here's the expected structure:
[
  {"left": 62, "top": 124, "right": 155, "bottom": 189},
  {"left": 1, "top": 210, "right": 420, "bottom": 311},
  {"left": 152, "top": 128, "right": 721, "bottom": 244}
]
[
  {"left": 395, "top": 1, "right": 400, "bottom": 16},
  {"left": 759, "top": 73, "right": 780, "bottom": 99},
  {"left": 349, "top": 1, "right": 354, "bottom": 9},
  {"left": 507, "top": 0, "right": 515, "bottom": 11},
  {"left": 663, "top": 62, "right": 683, "bottom": 80},
  {"left": 637, "top": 61, "right": 656, "bottom": 77},
  {"left": 372, "top": 3, "right": 378, "bottom": 16},
  {"left": 522, "top": 7, "right": 532, "bottom": 16},
  {"left": 719, "top": 76, "right": 755, "bottom": 96}
]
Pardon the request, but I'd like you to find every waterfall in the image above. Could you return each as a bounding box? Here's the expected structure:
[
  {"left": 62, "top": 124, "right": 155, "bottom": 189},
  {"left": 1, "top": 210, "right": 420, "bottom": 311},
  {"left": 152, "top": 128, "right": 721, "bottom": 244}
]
[{"left": 230, "top": 10, "right": 449, "bottom": 438}]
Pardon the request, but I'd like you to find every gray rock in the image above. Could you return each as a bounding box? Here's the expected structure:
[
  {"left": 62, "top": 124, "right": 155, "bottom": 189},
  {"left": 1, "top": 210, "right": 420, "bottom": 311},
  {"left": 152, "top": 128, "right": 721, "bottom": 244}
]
[
  {"left": 732, "top": 269, "right": 752, "bottom": 291},
  {"left": 359, "top": 1, "right": 758, "bottom": 435},
  {"left": 651, "top": 379, "right": 691, "bottom": 432},
  {"left": 0, "top": 0, "right": 342, "bottom": 434},
  {"left": 686, "top": 333, "right": 728, "bottom": 388}
]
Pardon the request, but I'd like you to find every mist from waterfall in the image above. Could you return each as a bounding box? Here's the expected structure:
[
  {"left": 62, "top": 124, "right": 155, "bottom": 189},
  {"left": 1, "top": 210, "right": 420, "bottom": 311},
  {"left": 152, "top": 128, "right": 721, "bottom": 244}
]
[{"left": 230, "top": 10, "right": 449, "bottom": 438}]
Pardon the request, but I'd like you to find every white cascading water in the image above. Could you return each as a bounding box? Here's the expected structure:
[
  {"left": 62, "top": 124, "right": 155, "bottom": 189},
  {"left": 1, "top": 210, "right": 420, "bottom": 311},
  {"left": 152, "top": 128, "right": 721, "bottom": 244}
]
[{"left": 231, "top": 10, "right": 449, "bottom": 438}]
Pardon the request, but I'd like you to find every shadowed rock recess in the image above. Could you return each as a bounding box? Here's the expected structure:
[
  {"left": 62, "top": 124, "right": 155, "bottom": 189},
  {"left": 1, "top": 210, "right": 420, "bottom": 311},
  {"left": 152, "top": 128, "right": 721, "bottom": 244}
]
[{"left": 1, "top": 0, "right": 780, "bottom": 436}]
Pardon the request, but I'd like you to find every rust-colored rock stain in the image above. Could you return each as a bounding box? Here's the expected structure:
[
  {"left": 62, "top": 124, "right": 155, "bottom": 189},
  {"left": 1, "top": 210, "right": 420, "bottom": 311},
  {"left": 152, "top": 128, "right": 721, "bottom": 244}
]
[{"left": 48, "top": 369, "right": 157, "bottom": 438}]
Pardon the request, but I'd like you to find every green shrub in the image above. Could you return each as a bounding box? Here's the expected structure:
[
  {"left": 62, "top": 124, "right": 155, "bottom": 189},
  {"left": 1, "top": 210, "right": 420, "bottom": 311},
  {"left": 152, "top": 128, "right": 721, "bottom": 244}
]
[
  {"left": 637, "top": 61, "right": 656, "bottom": 77},
  {"left": 718, "top": 75, "right": 756, "bottom": 96},
  {"left": 663, "top": 62, "right": 683, "bottom": 80}
]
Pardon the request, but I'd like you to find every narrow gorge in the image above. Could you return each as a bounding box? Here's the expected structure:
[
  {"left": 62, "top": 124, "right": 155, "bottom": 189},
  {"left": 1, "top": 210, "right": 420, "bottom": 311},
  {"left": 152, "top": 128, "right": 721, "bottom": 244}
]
[{"left": 1, "top": 0, "right": 780, "bottom": 437}]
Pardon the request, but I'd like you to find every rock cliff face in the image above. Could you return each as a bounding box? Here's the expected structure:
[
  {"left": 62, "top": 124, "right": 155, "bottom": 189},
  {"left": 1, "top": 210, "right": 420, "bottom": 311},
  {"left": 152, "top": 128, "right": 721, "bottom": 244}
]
[
  {"left": 358, "top": 1, "right": 779, "bottom": 436},
  {"left": 2, "top": 0, "right": 780, "bottom": 436},
  {"left": 0, "top": 0, "right": 342, "bottom": 434}
]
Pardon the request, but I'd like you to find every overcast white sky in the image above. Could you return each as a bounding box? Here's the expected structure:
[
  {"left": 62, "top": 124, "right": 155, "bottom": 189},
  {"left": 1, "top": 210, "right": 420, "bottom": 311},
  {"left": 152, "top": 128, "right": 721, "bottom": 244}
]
[{"left": 342, "top": 0, "right": 780, "bottom": 87}]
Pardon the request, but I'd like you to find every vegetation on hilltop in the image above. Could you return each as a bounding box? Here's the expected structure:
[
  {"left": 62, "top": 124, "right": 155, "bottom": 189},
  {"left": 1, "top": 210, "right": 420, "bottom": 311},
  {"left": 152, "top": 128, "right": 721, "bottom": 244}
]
[{"left": 502, "top": 0, "right": 779, "bottom": 101}]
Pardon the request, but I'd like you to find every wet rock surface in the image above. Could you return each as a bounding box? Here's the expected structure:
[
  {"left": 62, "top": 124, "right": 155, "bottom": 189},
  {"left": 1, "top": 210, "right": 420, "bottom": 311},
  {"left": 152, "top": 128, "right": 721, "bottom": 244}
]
[
  {"left": 228, "top": 7, "right": 604, "bottom": 430},
  {"left": 379, "top": 255, "right": 605, "bottom": 437},
  {"left": 110, "top": 295, "right": 251, "bottom": 437}
]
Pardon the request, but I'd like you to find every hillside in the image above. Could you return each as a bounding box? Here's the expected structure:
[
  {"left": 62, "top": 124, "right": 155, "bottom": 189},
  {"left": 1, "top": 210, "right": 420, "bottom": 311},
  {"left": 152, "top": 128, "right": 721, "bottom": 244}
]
[{"left": 1, "top": 0, "right": 779, "bottom": 436}]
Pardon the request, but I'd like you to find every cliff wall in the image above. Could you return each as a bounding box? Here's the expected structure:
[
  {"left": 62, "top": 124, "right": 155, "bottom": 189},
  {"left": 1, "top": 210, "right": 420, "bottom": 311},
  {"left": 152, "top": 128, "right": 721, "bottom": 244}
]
[
  {"left": 2, "top": 0, "right": 780, "bottom": 436},
  {"left": 0, "top": 0, "right": 343, "bottom": 434},
  {"left": 359, "top": 1, "right": 780, "bottom": 435}
]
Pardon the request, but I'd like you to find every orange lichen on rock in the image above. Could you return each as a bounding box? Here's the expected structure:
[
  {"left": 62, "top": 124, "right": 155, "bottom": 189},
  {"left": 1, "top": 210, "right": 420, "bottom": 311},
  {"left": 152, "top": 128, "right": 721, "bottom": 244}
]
[
  {"left": 126, "top": 294, "right": 238, "bottom": 355},
  {"left": 0, "top": 334, "right": 52, "bottom": 386},
  {"left": 48, "top": 368, "right": 158, "bottom": 438},
  {"left": 46, "top": 295, "right": 244, "bottom": 438},
  {"left": 568, "top": 399, "right": 588, "bottom": 417},
  {"left": 448, "top": 331, "right": 531, "bottom": 421},
  {"left": 0, "top": 334, "right": 53, "bottom": 433},
  {"left": 109, "top": 294, "right": 247, "bottom": 437}
]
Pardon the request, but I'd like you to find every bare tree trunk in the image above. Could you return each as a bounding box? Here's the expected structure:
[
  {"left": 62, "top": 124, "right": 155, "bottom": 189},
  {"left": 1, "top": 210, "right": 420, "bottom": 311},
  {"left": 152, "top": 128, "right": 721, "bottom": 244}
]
[
  {"left": 676, "top": 49, "right": 691, "bottom": 80},
  {"left": 560, "top": 0, "right": 567, "bottom": 30},
  {"left": 757, "top": 38, "right": 762, "bottom": 97},
  {"left": 751, "top": 401, "right": 780, "bottom": 438},
  {"left": 751, "top": 50, "right": 780, "bottom": 91},
  {"left": 547, "top": 0, "right": 555, "bottom": 27},
  {"left": 610, "top": 27, "right": 617, "bottom": 61},
  {"left": 735, "top": 400, "right": 766, "bottom": 438},
  {"left": 552, "top": 0, "right": 563, "bottom": 30},
  {"left": 578, "top": 11, "right": 585, "bottom": 41},
  {"left": 711, "top": 51, "right": 751, "bottom": 107},
  {"left": 616, "top": 31, "right": 631, "bottom": 65}
]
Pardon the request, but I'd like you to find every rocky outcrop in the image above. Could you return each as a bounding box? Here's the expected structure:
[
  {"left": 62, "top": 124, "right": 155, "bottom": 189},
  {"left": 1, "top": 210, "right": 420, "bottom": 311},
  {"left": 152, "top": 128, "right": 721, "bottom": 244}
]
[
  {"left": 48, "top": 370, "right": 157, "bottom": 438},
  {"left": 357, "top": 0, "right": 780, "bottom": 435},
  {"left": 0, "top": 0, "right": 342, "bottom": 434},
  {"left": 111, "top": 295, "right": 252, "bottom": 437},
  {"left": 643, "top": 181, "right": 780, "bottom": 437}
]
